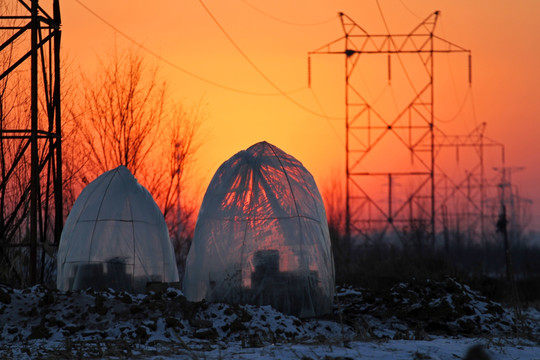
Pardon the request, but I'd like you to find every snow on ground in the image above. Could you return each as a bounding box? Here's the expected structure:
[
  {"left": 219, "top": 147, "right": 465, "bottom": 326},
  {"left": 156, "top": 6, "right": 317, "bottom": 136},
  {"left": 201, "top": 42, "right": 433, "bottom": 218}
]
[{"left": 1, "top": 279, "right": 539, "bottom": 359}]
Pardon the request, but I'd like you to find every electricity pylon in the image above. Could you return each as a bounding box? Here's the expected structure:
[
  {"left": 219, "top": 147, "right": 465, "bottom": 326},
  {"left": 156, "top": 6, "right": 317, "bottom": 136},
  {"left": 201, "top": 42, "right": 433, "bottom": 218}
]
[
  {"left": 309, "top": 11, "right": 470, "bottom": 242},
  {"left": 434, "top": 123, "right": 505, "bottom": 244},
  {"left": 0, "top": 0, "right": 62, "bottom": 285}
]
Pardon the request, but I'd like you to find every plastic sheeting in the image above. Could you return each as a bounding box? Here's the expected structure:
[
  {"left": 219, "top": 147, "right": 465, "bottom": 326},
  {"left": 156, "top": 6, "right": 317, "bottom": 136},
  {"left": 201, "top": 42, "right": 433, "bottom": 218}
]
[
  {"left": 57, "top": 166, "right": 179, "bottom": 292},
  {"left": 183, "top": 142, "right": 334, "bottom": 317}
]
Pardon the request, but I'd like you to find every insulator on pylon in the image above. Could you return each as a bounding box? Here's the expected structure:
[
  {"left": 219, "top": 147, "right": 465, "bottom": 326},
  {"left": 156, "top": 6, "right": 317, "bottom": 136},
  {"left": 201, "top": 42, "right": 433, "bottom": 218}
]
[
  {"left": 388, "top": 54, "right": 391, "bottom": 84},
  {"left": 308, "top": 55, "right": 311, "bottom": 88},
  {"left": 468, "top": 53, "right": 472, "bottom": 84}
]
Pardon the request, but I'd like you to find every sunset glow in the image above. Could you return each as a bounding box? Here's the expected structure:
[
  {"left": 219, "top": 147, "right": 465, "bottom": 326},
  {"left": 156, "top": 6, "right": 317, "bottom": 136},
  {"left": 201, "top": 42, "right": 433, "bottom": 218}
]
[{"left": 61, "top": 0, "right": 540, "bottom": 232}]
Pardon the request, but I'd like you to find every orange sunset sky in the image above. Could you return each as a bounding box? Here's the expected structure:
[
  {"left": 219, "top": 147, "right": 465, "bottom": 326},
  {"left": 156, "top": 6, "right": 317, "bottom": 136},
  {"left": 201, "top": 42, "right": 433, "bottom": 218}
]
[{"left": 60, "top": 0, "right": 540, "bottom": 233}]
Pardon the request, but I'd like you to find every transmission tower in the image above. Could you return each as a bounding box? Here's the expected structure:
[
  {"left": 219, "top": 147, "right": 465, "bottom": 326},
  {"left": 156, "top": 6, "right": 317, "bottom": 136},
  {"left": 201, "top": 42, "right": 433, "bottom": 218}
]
[
  {"left": 0, "top": 0, "right": 62, "bottom": 285},
  {"left": 309, "top": 11, "right": 470, "bottom": 242},
  {"left": 492, "top": 166, "right": 531, "bottom": 243},
  {"left": 434, "top": 123, "right": 505, "bottom": 244}
]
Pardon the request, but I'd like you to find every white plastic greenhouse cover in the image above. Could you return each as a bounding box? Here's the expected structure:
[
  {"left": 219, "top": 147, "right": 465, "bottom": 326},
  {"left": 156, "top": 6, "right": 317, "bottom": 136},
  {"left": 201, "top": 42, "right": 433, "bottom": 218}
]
[
  {"left": 183, "top": 142, "right": 334, "bottom": 318},
  {"left": 56, "top": 166, "right": 179, "bottom": 292}
]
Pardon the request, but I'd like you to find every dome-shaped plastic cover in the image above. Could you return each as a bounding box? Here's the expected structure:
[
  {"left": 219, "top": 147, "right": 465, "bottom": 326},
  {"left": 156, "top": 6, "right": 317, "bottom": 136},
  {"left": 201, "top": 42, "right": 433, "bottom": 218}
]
[
  {"left": 57, "top": 166, "right": 179, "bottom": 292},
  {"left": 183, "top": 142, "right": 334, "bottom": 317}
]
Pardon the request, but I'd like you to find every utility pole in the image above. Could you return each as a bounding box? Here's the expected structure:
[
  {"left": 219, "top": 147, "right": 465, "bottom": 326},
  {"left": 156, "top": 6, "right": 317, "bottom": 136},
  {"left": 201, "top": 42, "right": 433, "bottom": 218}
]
[
  {"left": 494, "top": 166, "right": 525, "bottom": 278},
  {"left": 495, "top": 166, "right": 525, "bottom": 321}
]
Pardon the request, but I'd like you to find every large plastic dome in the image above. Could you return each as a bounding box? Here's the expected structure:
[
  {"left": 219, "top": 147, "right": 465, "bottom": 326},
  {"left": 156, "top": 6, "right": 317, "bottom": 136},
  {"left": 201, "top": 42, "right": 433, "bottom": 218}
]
[
  {"left": 57, "top": 166, "right": 179, "bottom": 292},
  {"left": 183, "top": 142, "right": 334, "bottom": 317}
]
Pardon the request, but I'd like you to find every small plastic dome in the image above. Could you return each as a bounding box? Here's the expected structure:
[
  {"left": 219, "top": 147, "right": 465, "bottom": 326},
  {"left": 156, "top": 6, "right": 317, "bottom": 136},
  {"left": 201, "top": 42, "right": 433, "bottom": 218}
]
[
  {"left": 57, "top": 166, "right": 179, "bottom": 292},
  {"left": 183, "top": 142, "right": 334, "bottom": 317}
]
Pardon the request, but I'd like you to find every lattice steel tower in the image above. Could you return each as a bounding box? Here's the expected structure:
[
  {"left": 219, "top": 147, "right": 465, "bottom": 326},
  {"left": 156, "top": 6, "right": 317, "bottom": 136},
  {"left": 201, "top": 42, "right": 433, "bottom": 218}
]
[
  {"left": 310, "top": 12, "right": 470, "bottom": 242},
  {"left": 0, "top": 0, "right": 62, "bottom": 285}
]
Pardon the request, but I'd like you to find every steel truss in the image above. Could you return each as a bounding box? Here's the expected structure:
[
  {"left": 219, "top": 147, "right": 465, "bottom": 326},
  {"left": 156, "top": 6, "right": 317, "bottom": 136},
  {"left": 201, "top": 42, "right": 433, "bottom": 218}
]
[
  {"left": 310, "top": 12, "right": 474, "bottom": 242},
  {"left": 0, "top": 0, "right": 62, "bottom": 285},
  {"left": 435, "top": 123, "right": 505, "bottom": 246}
]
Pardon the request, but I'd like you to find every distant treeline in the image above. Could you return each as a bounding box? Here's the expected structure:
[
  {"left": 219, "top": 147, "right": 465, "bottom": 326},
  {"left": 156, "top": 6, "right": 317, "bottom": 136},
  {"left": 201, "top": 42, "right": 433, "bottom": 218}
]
[{"left": 330, "top": 224, "right": 540, "bottom": 304}]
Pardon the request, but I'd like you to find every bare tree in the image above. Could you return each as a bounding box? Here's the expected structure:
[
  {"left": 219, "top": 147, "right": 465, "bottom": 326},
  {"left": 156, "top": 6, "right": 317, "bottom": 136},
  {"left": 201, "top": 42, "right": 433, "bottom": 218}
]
[
  {"left": 0, "top": 70, "right": 32, "bottom": 286},
  {"left": 321, "top": 173, "right": 345, "bottom": 238},
  {"left": 321, "top": 174, "right": 355, "bottom": 283},
  {"left": 70, "top": 46, "right": 203, "bottom": 269},
  {"left": 75, "top": 47, "right": 166, "bottom": 178},
  {"left": 157, "top": 103, "right": 203, "bottom": 278}
]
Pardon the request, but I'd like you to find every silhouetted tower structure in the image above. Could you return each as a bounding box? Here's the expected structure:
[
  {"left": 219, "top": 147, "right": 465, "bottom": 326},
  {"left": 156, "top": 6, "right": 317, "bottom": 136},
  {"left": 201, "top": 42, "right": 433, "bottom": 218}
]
[
  {"left": 435, "top": 123, "right": 505, "bottom": 244},
  {"left": 493, "top": 166, "right": 531, "bottom": 245},
  {"left": 494, "top": 165, "right": 529, "bottom": 319},
  {"left": 309, "top": 12, "right": 470, "bottom": 242},
  {"left": 0, "top": 0, "right": 62, "bottom": 285}
]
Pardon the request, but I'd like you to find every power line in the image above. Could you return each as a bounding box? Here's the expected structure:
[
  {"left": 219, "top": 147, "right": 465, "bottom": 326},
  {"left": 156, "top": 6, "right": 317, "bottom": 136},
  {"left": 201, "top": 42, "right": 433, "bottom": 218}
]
[
  {"left": 75, "top": 0, "right": 342, "bottom": 120},
  {"left": 74, "top": 0, "right": 305, "bottom": 97},
  {"left": 377, "top": 4, "right": 474, "bottom": 127},
  {"left": 375, "top": 0, "right": 421, "bottom": 97},
  {"left": 375, "top": 0, "right": 391, "bottom": 32},
  {"left": 308, "top": 88, "right": 343, "bottom": 144},
  {"left": 435, "top": 87, "right": 472, "bottom": 123},
  {"left": 197, "top": 0, "right": 343, "bottom": 120},
  {"left": 397, "top": 0, "right": 424, "bottom": 20},
  {"left": 439, "top": 14, "right": 461, "bottom": 107},
  {"left": 240, "top": 0, "right": 337, "bottom": 27}
]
